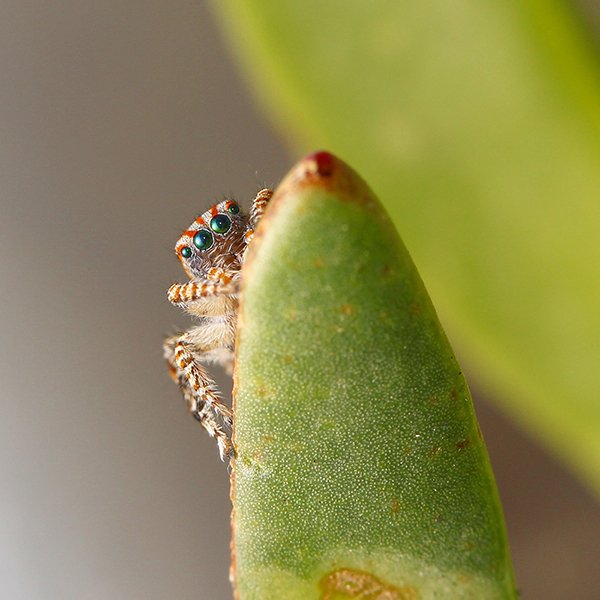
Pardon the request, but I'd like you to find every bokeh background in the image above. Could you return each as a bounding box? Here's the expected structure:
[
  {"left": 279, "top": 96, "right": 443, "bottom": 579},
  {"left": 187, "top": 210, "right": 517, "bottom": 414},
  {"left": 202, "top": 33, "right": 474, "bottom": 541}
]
[{"left": 0, "top": 2, "right": 598, "bottom": 599}]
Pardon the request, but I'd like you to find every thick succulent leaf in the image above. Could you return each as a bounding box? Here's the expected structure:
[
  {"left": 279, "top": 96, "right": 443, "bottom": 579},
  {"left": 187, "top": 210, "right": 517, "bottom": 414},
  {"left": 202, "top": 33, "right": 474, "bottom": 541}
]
[
  {"left": 232, "top": 153, "right": 516, "bottom": 599},
  {"left": 213, "top": 1, "right": 600, "bottom": 495}
]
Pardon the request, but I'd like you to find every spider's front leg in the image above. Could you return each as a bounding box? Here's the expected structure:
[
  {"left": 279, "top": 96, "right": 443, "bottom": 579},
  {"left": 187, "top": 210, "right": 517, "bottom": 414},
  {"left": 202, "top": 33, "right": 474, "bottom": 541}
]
[
  {"left": 244, "top": 188, "right": 274, "bottom": 245},
  {"left": 250, "top": 188, "right": 273, "bottom": 226},
  {"left": 167, "top": 275, "right": 239, "bottom": 304}
]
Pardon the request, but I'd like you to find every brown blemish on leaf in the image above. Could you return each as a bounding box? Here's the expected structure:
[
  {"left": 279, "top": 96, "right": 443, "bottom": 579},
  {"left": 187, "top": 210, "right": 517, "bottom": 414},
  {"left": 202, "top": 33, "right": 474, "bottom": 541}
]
[
  {"left": 256, "top": 383, "right": 267, "bottom": 398},
  {"left": 285, "top": 307, "right": 298, "bottom": 321},
  {"left": 255, "top": 381, "right": 276, "bottom": 400},
  {"left": 381, "top": 264, "right": 394, "bottom": 277},
  {"left": 428, "top": 445, "right": 442, "bottom": 457},
  {"left": 450, "top": 388, "right": 458, "bottom": 401},
  {"left": 251, "top": 447, "right": 264, "bottom": 463},
  {"left": 282, "top": 354, "right": 294, "bottom": 365},
  {"left": 320, "top": 569, "right": 419, "bottom": 600},
  {"left": 340, "top": 303, "right": 355, "bottom": 316},
  {"left": 287, "top": 440, "right": 305, "bottom": 454},
  {"left": 239, "top": 446, "right": 267, "bottom": 467},
  {"left": 409, "top": 303, "right": 421, "bottom": 315},
  {"left": 242, "top": 438, "right": 276, "bottom": 467},
  {"left": 319, "top": 419, "right": 335, "bottom": 431},
  {"left": 390, "top": 498, "right": 402, "bottom": 514},
  {"left": 314, "top": 257, "right": 325, "bottom": 268},
  {"left": 456, "top": 437, "right": 471, "bottom": 451}
]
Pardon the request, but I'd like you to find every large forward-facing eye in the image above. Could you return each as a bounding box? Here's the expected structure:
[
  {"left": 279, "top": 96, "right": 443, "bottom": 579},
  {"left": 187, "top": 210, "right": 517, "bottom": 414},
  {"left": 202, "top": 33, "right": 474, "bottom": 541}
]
[
  {"left": 193, "top": 229, "right": 213, "bottom": 250},
  {"left": 210, "top": 214, "right": 231, "bottom": 234},
  {"left": 180, "top": 246, "right": 192, "bottom": 259}
]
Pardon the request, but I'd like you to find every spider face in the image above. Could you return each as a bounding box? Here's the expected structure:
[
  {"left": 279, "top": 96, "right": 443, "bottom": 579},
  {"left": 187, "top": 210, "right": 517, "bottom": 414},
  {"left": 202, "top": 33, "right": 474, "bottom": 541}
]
[{"left": 175, "top": 200, "right": 248, "bottom": 279}]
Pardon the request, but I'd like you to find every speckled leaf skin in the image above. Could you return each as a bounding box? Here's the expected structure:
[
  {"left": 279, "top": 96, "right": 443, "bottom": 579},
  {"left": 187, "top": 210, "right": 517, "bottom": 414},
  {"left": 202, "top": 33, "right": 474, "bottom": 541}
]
[{"left": 232, "top": 153, "right": 516, "bottom": 599}]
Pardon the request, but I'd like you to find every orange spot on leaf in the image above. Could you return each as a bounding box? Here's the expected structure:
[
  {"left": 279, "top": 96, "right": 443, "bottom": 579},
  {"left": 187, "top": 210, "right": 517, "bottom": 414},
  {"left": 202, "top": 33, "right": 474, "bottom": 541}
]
[
  {"left": 320, "top": 569, "right": 419, "bottom": 600},
  {"left": 456, "top": 437, "right": 471, "bottom": 451},
  {"left": 340, "top": 304, "right": 355, "bottom": 316}
]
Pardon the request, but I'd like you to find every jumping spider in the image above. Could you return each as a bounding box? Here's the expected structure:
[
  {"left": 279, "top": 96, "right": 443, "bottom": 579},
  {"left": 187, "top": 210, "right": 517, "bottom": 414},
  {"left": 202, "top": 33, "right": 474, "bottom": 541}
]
[{"left": 163, "top": 188, "right": 273, "bottom": 460}]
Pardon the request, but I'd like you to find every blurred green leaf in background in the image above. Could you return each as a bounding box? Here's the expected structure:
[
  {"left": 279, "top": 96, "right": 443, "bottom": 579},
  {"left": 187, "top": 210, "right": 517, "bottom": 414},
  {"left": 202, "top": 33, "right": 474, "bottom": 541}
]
[{"left": 213, "top": 1, "right": 600, "bottom": 496}]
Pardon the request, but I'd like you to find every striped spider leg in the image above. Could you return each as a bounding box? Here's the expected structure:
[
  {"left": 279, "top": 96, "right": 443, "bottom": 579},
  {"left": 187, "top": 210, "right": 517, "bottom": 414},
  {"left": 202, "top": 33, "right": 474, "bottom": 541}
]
[{"left": 163, "top": 189, "right": 273, "bottom": 460}]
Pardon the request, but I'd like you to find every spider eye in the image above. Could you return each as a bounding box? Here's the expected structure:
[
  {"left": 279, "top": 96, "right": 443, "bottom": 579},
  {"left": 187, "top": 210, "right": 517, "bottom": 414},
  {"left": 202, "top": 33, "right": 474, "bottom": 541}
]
[
  {"left": 180, "top": 246, "right": 192, "bottom": 259},
  {"left": 227, "top": 203, "right": 240, "bottom": 215},
  {"left": 193, "top": 229, "right": 213, "bottom": 250},
  {"left": 210, "top": 214, "right": 231, "bottom": 234}
]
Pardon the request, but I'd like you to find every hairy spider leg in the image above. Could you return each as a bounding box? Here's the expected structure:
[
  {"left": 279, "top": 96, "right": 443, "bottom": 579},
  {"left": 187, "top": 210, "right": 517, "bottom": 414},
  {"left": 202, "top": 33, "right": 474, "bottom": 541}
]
[
  {"left": 167, "top": 277, "right": 239, "bottom": 304},
  {"left": 163, "top": 333, "right": 233, "bottom": 459},
  {"left": 245, "top": 188, "right": 273, "bottom": 245}
]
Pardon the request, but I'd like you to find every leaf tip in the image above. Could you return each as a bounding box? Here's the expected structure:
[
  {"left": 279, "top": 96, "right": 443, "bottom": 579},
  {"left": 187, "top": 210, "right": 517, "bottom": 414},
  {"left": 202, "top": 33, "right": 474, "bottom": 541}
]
[
  {"left": 277, "top": 150, "right": 377, "bottom": 208},
  {"left": 304, "top": 150, "right": 335, "bottom": 177}
]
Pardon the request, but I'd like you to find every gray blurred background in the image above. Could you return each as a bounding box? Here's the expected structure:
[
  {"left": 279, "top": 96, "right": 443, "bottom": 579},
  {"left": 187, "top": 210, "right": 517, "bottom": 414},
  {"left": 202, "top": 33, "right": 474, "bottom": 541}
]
[{"left": 0, "top": 2, "right": 598, "bottom": 599}]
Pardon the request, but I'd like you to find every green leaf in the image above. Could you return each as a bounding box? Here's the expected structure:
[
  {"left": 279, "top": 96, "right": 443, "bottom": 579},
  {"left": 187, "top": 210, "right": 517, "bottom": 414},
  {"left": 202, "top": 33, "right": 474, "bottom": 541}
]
[
  {"left": 213, "top": 0, "right": 600, "bottom": 496},
  {"left": 232, "top": 153, "right": 517, "bottom": 599}
]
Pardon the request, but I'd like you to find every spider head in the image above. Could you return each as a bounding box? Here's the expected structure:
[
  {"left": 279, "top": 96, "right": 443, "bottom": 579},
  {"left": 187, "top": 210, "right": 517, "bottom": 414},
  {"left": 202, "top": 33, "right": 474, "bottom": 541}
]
[{"left": 175, "top": 200, "right": 247, "bottom": 279}]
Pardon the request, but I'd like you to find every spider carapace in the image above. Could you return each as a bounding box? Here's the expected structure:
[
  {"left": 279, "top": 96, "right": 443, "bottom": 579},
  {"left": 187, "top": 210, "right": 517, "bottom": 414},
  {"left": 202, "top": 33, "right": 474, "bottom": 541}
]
[{"left": 163, "top": 189, "right": 273, "bottom": 460}]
